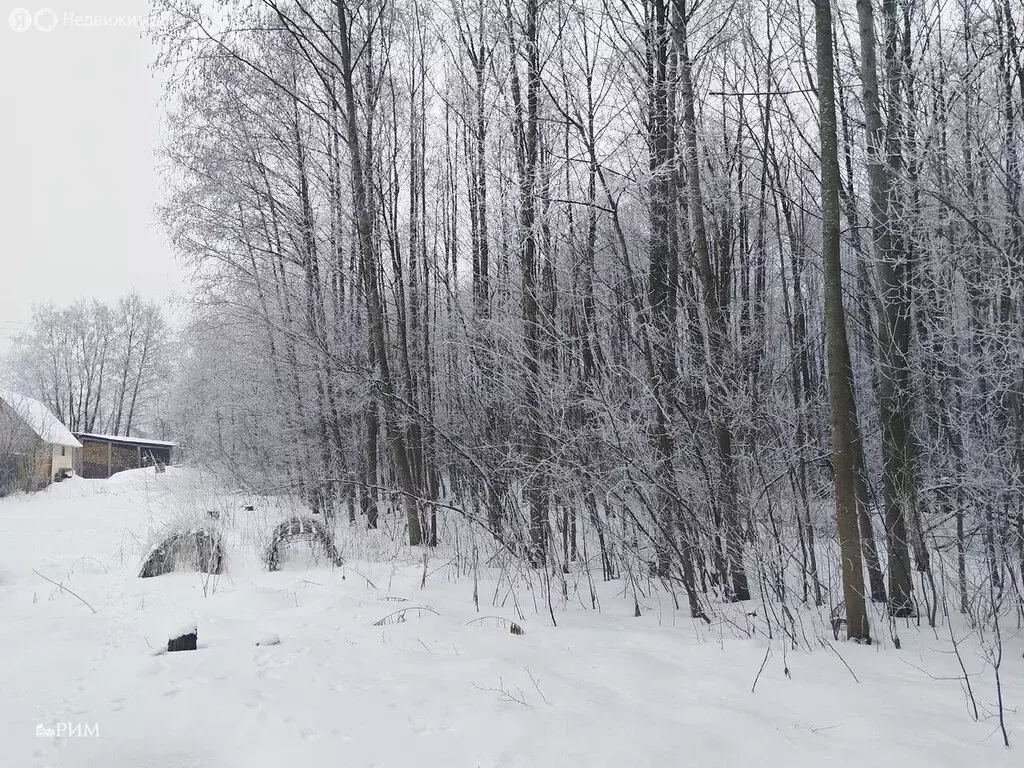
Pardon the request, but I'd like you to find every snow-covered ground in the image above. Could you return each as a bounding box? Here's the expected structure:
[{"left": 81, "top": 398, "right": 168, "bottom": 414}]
[{"left": 0, "top": 468, "right": 1020, "bottom": 767}]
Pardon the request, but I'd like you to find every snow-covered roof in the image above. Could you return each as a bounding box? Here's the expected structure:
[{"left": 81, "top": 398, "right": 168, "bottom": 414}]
[
  {"left": 74, "top": 432, "right": 177, "bottom": 448},
  {"left": 0, "top": 390, "right": 83, "bottom": 448}
]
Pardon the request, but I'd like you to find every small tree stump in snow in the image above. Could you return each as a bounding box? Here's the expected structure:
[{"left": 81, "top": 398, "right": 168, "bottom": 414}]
[{"left": 168, "top": 628, "right": 197, "bottom": 652}]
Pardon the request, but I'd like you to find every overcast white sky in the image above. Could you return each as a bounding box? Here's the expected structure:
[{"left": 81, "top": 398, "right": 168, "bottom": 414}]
[{"left": 0, "top": 1, "right": 183, "bottom": 347}]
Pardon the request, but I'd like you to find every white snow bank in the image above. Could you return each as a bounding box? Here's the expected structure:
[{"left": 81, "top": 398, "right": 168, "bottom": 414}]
[{"left": 0, "top": 468, "right": 1020, "bottom": 767}]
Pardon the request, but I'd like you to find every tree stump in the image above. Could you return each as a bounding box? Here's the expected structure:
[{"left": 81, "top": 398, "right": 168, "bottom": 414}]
[{"left": 168, "top": 628, "right": 197, "bottom": 652}]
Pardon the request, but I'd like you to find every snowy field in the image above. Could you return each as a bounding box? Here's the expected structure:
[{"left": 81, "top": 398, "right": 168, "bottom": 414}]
[{"left": 0, "top": 468, "right": 1020, "bottom": 768}]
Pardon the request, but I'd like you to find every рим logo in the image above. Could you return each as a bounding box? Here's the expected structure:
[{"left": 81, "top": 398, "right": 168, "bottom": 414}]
[{"left": 35, "top": 722, "right": 100, "bottom": 737}]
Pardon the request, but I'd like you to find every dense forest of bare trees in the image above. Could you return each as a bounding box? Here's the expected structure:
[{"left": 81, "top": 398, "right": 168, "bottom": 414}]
[{"left": 153, "top": 0, "right": 1023, "bottom": 643}]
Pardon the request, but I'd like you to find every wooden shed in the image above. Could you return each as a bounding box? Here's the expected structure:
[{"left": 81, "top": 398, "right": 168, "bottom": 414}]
[
  {"left": 0, "top": 390, "right": 83, "bottom": 492},
  {"left": 74, "top": 433, "right": 177, "bottom": 479}
]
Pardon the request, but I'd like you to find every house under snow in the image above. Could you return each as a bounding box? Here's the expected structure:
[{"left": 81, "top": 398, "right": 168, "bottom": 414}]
[{"left": 0, "top": 390, "right": 82, "bottom": 493}]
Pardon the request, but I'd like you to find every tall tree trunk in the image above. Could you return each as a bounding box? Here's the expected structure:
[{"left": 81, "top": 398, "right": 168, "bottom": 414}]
[
  {"left": 336, "top": 0, "right": 423, "bottom": 546},
  {"left": 508, "top": 0, "right": 547, "bottom": 562},
  {"left": 815, "top": 0, "right": 870, "bottom": 642},
  {"left": 674, "top": 4, "right": 749, "bottom": 601},
  {"left": 855, "top": 0, "right": 917, "bottom": 617}
]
